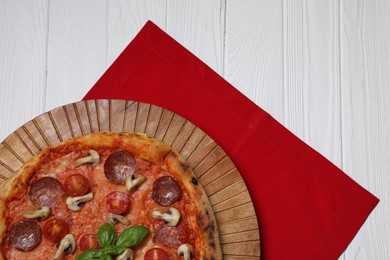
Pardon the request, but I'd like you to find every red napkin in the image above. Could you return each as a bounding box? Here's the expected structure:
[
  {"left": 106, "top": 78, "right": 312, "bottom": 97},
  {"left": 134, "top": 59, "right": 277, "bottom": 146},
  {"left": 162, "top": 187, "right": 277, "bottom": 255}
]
[{"left": 83, "top": 21, "right": 379, "bottom": 259}]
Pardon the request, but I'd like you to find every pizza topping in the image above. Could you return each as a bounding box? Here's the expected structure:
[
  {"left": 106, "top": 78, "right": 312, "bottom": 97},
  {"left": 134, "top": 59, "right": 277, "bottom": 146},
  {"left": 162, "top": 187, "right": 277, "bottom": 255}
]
[
  {"left": 151, "top": 207, "right": 181, "bottom": 227},
  {"left": 191, "top": 177, "right": 198, "bottom": 185},
  {"left": 54, "top": 234, "right": 76, "bottom": 260},
  {"left": 116, "top": 225, "right": 149, "bottom": 248},
  {"left": 29, "top": 176, "right": 64, "bottom": 207},
  {"left": 116, "top": 248, "right": 134, "bottom": 260},
  {"left": 152, "top": 176, "right": 181, "bottom": 206},
  {"left": 66, "top": 192, "right": 94, "bottom": 211},
  {"left": 3, "top": 133, "right": 220, "bottom": 259},
  {"left": 78, "top": 234, "right": 99, "bottom": 251},
  {"left": 106, "top": 191, "right": 130, "bottom": 215},
  {"left": 154, "top": 224, "right": 194, "bottom": 248},
  {"left": 144, "top": 248, "right": 170, "bottom": 260},
  {"left": 76, "top": 150, "right": 100, "bottom": 166},
  {"left": 43, "top": 218, "right": 70, "bottom": 243},
  {"left": 9, "top": 220, "right": 42, "bottom": 252},
  {"left": 23, "top": 206, "right": 51, "bottom": 221},
  {"left": 63, "top": 174, "right": 90, "bottom": 197},
  {"left": 104, "top": 150, "right": 136, "bottom": 184},
  {"left": 76, "top": 223, "right": 149, "bottom": 259},
  {"left": 107, "top": 212, "right": 129, "bottom": 225},
  {"left": 125, "top": 175, "right": 146, "bottom": 191},
  {"left": 177, "top": 244, "right": 193, "bottom": 260}
]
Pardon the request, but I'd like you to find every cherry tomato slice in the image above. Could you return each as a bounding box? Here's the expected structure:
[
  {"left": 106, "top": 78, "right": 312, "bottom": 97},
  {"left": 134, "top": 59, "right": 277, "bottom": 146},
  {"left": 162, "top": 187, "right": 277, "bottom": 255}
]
[
  {"left": 106, "top": 191, "right": 130, "bottom": 215},
  {"left": 42, "top": 218, "right": 69, "bottom": 243},
  {"left": 144, "top": 248, "right": 170, "bottom": 260},
  {"left": 78, "top": 234, "right": 100, "bottom": 251},
  {"left": 63, "top": 174, "right": 90, "bottom": 197}
]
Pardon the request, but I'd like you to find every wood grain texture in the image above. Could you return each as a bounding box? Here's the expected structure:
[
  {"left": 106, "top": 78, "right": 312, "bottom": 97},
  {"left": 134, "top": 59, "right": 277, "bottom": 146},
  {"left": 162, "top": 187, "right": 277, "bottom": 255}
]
[
  {"left": 166, "top": 0, "right": 225, "bottom": 75},
  {"left": 45, "top": 0, "right": 108, "bottom": 111},
  {"left": 107, "top": 0, "right": 167, "bottom": 65},
  {"left": 0, "top": 0, "right": 48, "bottom": 142},
  {"left": 341, "top": 0, "right": 390, "bottom": 259},
  {"left": 283, "top": 0, "right": 342, "bottom": 167},
  {"left": 0, "top": 100, "right": 261, "bottom": 259},
  {"left": 0, "top": 0, "right": 388, "bottom": 259},
  {"left": 225, "top": 0, "right": 284, "bottom": 121}
]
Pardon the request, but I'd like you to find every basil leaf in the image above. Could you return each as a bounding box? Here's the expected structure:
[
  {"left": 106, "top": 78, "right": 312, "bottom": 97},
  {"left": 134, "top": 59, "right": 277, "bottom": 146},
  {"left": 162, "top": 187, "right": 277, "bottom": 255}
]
[
  {"left": 116, "top": 225, "right": 149, "bottom": 248},
  {"left": 97, "top": 223, "right": 116, "bottom": 248},
  {"left": 75, "top": 249, "right": 100, "bottom": 260},
  {"left": 92, "top": 250, "right": 107, "bottom": 258},
  {"left": 100, "top": 255, "right": 113, "bottom": 260},
  {"left": 101, "top": 245, "right": 125, "bottom": 256}
]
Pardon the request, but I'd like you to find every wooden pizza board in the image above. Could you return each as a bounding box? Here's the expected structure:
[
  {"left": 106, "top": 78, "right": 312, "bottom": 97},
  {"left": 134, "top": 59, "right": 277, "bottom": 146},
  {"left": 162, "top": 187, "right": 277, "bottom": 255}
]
[{"left": 0, "top": 100, "right": 260, "bottom": 259}]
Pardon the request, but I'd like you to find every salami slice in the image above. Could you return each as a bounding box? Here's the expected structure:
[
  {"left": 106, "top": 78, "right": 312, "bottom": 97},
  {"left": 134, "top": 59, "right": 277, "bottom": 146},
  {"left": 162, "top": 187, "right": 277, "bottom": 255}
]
[
  {"left": 9, "top": 220, "right": 42, "bottom": 252},
  {"left": 154, "top": 223, "right": 195, "bottom": 248},
  {"left": 104, "top": 150, "right": 136, "bottom": 184},
  {"left": 28, "top": 177, "right": 64, "bottom": 207},
  {"left": 152, "top": 176, "right": 181, "bottom": 206}
]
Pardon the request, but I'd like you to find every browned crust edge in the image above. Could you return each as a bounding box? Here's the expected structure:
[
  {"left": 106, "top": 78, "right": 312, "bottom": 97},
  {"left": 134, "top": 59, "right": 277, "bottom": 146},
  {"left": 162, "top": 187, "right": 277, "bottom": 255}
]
[{"left": 164, "top": 151, "right": 222, "bottom": 259}]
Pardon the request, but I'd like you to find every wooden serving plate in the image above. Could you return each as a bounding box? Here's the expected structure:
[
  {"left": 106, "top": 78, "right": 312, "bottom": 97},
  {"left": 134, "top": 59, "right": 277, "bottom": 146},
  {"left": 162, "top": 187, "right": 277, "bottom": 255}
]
[{"left": 0, "top": 99, "right": 260, "bottom": 259}]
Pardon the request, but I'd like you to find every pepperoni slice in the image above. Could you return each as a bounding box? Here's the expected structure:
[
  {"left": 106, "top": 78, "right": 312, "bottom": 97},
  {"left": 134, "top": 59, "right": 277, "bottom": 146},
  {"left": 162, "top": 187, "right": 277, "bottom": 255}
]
[
  {"left": 153, "top": 223, "right": 195, "bottom": 248},
  {"left": 104, "top": 150, "right": 136, "bottom": 184},
  {"left": 152, "top": 176, "right": 181, "bottom": 206},
  {"left": 144, "top": 248, "right": 170, "bottom": 260},
  {"left": 28, "top": 177, "right": 64, "bottom": 207},
  {"left": 9, "top": 220, "right": 42, "bottom": 252}
]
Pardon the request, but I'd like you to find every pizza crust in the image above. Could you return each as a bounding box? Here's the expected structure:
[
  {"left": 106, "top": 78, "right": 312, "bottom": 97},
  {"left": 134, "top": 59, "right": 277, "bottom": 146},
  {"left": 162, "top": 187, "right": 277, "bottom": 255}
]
[
  {"left": 0, "top": 132, "right": 222, "bottom": 259},
  {"left": 163, "top": 151, "right": 222, "bottom": 259}
]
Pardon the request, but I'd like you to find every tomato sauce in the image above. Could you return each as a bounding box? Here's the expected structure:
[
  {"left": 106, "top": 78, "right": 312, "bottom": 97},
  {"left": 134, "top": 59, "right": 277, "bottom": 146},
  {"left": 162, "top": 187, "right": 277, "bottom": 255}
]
[{"left": 5, "top": 147, "right": 199, "bottom": 260}]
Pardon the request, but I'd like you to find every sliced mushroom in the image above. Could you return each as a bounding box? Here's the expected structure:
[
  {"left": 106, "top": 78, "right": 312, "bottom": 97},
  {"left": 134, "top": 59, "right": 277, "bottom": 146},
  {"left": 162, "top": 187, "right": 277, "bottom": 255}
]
[
  {"left": 125, "top": 175, "right": 146, "bottom": 191},
  {"left": 151, "top": 207, "right": 180, "bottom": 227},
  {"left": 107, "top": 212, "right": 129, "bottom": 225},
  {"left": 177, "top": 244, "right": 193, "bottom": 260},
  {"left": 66, "top": 192, "right": 93, "bottom": 211},
  {"left": 116, "top": 248, "right": 134, "bottom": 260},
  {"left": 54, "top": 234, "right": 76, "bottom": 260},
  {"left": 24, "top": 206, "right": 50, "bottom": 221},
  {"left": 76, "top": 150, "right": 100, "bottom": 166}
]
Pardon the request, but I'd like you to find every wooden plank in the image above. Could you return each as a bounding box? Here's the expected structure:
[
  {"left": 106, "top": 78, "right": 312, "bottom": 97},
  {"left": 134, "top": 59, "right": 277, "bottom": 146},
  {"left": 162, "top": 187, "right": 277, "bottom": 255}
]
[
  {"left": 179, "top": 127, "right": 207, "bottom": 160},
  {"left": 161, "top": 114, "right": 187, "bottom": 147},
  {"left": 154, "top": 109, "right": 175, "bottom": 141},
  {"left": 340, "top": 0, "right": 390, "bottom": 259},
  {"left": 46, "top": 0, "right": 108, "bottom": 111},
  {"left": 134, "top": 103, "right": 151, "bottom": 133},
  {"left": 198, "top": 156, "right": 236, "bottom": 185},
  {"left": 122, "top": 101, "right": 138, "bottom": 133},
  {"left": 109, "top": 99, "right": 127, "bottom": 133},
  {"left": 144, "top": 105, "right": 164, "bottom": 137},
  {"left": 209, "top": 179, "right": 248, "bottom": 205},
  {"left": 225, "top": 0, "right": 284, "bottom": 121},
  {"left": 107, "top": 0, "right": 167, "bottom": 65},
  {"left": 166, "top": 0, "right": 225, "bottom": 75},
  {"left": 218, "top": 216, "right": 259, "bottom": 235},
  {"left": 222, "top": 241, "right": 261, "bottom": 257},
  {"left": 283, "top": 0, "right": 342, "bottom": 166},
  {"left": 0, "top": 0, "right": 48, "bottom": 141},
  {"left": 96, "top": 99, "right": 110, "bottom": 132}
]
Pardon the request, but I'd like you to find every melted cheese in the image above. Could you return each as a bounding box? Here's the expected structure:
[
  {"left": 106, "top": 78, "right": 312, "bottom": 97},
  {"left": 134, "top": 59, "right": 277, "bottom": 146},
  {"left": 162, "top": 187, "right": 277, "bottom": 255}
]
[{"left": 5, "top": 148, "right": 198, "bottom": 260}]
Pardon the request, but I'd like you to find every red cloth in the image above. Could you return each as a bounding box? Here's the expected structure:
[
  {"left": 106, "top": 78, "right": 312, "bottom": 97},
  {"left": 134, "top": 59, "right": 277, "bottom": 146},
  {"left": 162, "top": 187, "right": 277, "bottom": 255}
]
[{"left": 83, "top": 21, "right": 379, "bottom": 259}]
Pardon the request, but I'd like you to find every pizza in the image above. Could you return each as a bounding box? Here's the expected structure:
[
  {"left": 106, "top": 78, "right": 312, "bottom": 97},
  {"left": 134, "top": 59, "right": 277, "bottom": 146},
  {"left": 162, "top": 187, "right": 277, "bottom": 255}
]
[{"left": 0, "top": 132, "right": 222, "bottom": 260}]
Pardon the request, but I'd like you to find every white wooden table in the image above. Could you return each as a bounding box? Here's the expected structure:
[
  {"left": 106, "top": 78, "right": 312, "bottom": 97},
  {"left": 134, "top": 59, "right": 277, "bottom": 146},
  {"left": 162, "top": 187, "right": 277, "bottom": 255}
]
[{"left": 0, "top": 1, "right": 388, "bottom": 259}]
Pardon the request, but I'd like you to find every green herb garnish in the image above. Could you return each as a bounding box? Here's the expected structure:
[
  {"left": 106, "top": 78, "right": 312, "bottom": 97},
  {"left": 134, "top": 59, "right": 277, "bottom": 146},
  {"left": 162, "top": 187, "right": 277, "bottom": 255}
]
[{"left": 76, "top": 223, "right": 148, "bottom": 260}]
